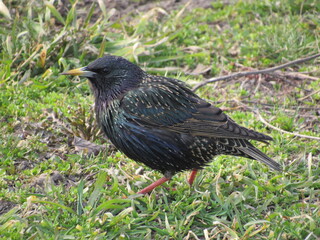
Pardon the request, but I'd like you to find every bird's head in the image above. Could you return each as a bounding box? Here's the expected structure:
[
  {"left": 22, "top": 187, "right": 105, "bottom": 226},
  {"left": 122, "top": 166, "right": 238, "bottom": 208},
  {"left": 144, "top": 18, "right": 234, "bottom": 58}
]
[{"left": 62, "top": 55, "right": 143, "bottom": 101}]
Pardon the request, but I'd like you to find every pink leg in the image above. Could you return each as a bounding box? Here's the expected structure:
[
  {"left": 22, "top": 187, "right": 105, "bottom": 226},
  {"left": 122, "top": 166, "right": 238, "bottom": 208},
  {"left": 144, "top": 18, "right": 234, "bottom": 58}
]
[
  {"left": 137, "top": 176, "right": 171, "bottom": 194},
  {"left": 188, "top": 169, "right": 198, "bottom": 186}
]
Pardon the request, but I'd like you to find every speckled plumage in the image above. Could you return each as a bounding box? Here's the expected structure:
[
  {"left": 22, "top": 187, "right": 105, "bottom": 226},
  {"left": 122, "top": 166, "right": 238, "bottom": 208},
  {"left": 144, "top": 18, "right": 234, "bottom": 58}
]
[{"left": 62, "top": 55, "right": 281, "bottom": 193}]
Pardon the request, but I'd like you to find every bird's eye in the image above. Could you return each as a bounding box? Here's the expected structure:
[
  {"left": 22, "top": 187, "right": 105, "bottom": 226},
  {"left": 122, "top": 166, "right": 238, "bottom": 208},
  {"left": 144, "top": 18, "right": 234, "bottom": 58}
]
[
  {"left": 102, "top": 69, "right": 111, "bottom": 75},
  {"left": 95, "top": 69, "right": 110, "bottom": 75}
]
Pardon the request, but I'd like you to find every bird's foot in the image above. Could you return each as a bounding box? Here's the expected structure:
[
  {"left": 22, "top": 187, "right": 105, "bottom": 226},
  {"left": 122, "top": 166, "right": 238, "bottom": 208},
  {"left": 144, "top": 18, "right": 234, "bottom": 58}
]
[
  {"left": 137, "top": 176, "right": 171, "bottom": 194},
  {"left": 188, "top": 169, "right": 198, "bottom": 186}
]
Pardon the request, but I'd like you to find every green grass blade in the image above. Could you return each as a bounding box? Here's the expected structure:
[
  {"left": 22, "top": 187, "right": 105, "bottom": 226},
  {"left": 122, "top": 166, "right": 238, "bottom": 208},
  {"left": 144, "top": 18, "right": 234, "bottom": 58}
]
[
  {"left": 87, "top": 171, "right": 107, "bottom": 207},
  {"left": 45, "top": 1, "right": 66, "bottom": 25},
  {"left": 90, "top": 199, "right": 133, "bottom": 217},
  {"left": 33, "top": 200, "right": 76, "bottom": 215},
  {"left": 77, "top": 179, "right": 85, "bottom": 215}
]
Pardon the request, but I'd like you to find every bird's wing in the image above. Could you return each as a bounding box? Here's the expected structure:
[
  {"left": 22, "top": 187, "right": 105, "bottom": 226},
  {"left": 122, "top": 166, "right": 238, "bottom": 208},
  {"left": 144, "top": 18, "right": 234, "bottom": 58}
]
[{"left": 121, "top": 80, "right": 272, "bottom": 142}]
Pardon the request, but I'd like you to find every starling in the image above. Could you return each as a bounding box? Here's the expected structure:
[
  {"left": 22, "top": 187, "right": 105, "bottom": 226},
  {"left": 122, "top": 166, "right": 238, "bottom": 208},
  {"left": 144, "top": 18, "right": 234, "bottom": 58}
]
[{"left": 62, "top": 55, "right": 282, "bottom": 194}]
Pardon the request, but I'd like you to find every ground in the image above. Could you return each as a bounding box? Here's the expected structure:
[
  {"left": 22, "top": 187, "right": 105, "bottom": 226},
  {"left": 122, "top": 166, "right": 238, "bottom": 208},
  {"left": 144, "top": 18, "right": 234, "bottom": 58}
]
[{"left": 0, "top": 0, "right": 319, "bottom": 239}]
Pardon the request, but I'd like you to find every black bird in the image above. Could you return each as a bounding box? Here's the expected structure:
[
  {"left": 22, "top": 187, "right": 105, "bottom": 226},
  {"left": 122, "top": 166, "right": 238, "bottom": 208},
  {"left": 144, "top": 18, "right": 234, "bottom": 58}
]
[{"left": 62, "top": 55, "right": 282, "bottom": 194}]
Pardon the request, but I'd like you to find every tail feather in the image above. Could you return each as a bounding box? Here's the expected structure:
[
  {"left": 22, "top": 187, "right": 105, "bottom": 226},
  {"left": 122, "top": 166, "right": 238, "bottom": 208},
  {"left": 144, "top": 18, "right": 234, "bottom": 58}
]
[{"left": 240, "top": 145, "right": 282, "bottom": 171}]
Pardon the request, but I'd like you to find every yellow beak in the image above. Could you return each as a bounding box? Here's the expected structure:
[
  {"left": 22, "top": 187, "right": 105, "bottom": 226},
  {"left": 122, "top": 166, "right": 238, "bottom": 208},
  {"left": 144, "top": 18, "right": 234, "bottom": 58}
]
[{"left": 61, "top": 67, "right": 95, "bottom": 77}]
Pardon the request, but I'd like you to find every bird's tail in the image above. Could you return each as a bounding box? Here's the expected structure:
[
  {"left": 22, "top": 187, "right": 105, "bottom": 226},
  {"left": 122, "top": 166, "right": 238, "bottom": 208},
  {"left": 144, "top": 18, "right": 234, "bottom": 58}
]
[{"left": 240, "top": 145, "right": 282, "bottom": 171}]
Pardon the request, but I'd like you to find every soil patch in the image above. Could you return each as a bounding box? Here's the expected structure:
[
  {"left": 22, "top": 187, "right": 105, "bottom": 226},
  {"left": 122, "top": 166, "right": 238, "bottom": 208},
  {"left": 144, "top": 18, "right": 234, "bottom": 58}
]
[{"left": 105, "top": 0, "right": 214, "bottom": 18}]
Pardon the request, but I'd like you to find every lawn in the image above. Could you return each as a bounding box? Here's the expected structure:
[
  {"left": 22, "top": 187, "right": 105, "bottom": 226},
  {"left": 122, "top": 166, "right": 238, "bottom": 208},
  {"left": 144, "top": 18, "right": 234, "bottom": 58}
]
[{"left": 0, "top": 0, "right": 319, "bottom": 239}]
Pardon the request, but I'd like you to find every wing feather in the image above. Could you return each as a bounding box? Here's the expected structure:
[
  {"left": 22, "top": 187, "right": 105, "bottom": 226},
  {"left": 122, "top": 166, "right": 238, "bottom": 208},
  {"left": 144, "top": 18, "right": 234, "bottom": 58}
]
[{"left": 121, "top": 78, "right": 272, "bottom": 142}]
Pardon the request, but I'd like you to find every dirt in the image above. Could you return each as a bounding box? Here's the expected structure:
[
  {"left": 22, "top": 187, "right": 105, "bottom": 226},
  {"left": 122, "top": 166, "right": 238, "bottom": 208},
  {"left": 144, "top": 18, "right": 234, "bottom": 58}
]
[
  {"left": 104, "top": 0, "right": 214, "bottom": 18},
  {"left": 0, "top": 200, "right": 16, "bottom": 215},
  {"left": 58, "top": 0, "right": 215, "bottom": 23}
]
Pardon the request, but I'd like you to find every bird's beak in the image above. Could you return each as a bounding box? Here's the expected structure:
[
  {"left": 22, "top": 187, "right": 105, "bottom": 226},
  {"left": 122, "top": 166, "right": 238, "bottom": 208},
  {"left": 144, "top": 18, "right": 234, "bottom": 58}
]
[{"left": 61, "top": 67, "right": 95, "bottom": 77}]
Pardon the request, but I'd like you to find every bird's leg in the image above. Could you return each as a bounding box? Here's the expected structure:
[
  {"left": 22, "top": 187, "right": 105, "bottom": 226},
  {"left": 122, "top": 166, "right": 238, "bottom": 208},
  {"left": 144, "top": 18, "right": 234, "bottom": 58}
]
[
  {"left": 137, "top": 176, "right": 171, "bottom": 194},
  {"left": 188, "top": 169, "right": 198, "bottom": 186}
]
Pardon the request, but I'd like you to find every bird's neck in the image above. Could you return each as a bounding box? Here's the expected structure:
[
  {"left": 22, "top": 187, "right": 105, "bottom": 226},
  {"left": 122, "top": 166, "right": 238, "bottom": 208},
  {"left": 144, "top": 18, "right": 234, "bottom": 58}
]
[
  {"left": 90, "top": 77, "right": 141, "bottom": 128},
  {"left": 90, "top": 82, "right": 132, "bottom": 105},
  {"left": 91, "top": 84, "right": 123, "bottom": 104},
  {"left": 94, "top": 96, "right": 119, "bottom": 131}
]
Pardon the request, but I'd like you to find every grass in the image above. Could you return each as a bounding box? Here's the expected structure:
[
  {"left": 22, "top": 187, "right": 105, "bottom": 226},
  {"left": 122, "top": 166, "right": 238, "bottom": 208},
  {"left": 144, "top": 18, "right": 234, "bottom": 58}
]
[{"left": 0, "top": 0, "right": 319, "bottom": 239}]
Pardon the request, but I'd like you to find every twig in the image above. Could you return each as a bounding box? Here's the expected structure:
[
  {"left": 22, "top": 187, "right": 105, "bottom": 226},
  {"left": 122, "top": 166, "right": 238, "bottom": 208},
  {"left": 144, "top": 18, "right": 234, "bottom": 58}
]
[
  {"left": 209, "top": 99, "right": 320, "bottom": 111},
  {"left": 271, "top": 71, "right": 319, "bottom": 81},
  {"left": 192, "top": 52, "right": 320, "bottom": 91},
  {"left": 267, "top": 72, "right": 312, "bottom": 92},
  {"left": 233, "top": 63, "right": 319, "bottom": 81},
  {"left": 240, "top": 100, "right": 320, "bottom": 111},
  {"left": 235, "top": 99, "right": 320, "bottom": 141},
  {"left": 298, "top": 89, "right": 320, "bottom": 101},
  {"left": 256, "top": 112, "right": 320, "bottom": 141}
]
